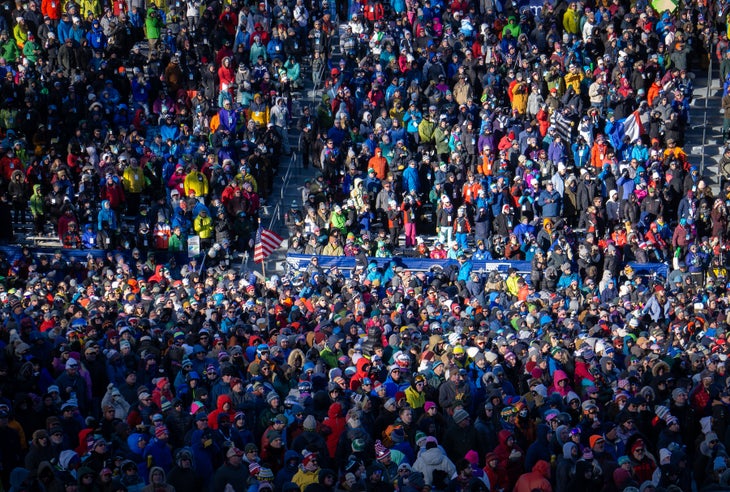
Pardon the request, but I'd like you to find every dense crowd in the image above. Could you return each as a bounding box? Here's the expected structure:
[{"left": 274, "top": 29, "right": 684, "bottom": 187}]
[{"left": 1, "top": 0, "right": 730, "bottom": 490}]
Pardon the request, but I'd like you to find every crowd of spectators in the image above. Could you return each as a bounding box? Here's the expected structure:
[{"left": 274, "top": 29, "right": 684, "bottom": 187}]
[{"left": 1, "top": 0, "right": 730, "bottom": 491}]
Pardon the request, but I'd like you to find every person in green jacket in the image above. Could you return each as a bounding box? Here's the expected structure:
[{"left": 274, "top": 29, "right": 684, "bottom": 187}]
[
  {"left": 328, "top": 205, "right": 347, "bottom": 235},
  {"left": 319, "top": 336, "right": 344, "bottom": 369},
  {"left": 168, "top": 225, "right": 186, "bottom": 252},
  {"left": 30, "top": 184, "right": 45, "bottom": 234},
  {"left": 22, "top": 34, "right": 41, "bottom": 65},
  {"left": 0, "top": 30, "right": 20, "bottom": 63},
  {"left": 434, "top": 117, "right": 451, "bottom": 161},
  {"left": 501, "top": 15, "right": 521, "bottom": 38},
  {"left": 418, "top": 111, "right": 436, "bottom": 146},
  {"left": 145, "top": 9, "right": 163, "bottom": 59}
]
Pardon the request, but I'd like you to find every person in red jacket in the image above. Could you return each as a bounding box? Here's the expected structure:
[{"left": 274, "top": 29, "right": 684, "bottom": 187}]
[
  {"left": 430, "top": 241, "right": 447, "bottom": 259},
  {"left": 152, "top": 377, "right": 174, "bottom": 409},
  {"left": 513, "top": 460, "right": 552, "bottom": 492},
  {"left": 363, "top": 0, "right": 384, "bottom": 24},
  {"left": 492, "top": 429, "right": 524, "bottom": 490},
  {"left": 218, "top": 57, "right": 236, "bottom": 93},
  {"left": 41, "top": 0, "right": 62, "bottom": 21},
  {"left": 100, "top": 175, "right": 126, "bottom": 212},
  {"left": 483, "top": 452, "right": 507, "bottom": 492},
  {"left": 0, "top": 149, "right": 23, "bottom": 182},
  {"left": 207, "top": 394, "right": 237, "bottom": 430},
  {"left": 324, "top": 402, "right": 346, "bottom": 458},
  {"left": 57, "top": 209, "right": 78, "bottom": 241},
  {"left": 690, "top": 370, "right": 714, "bottom": 415},
  {"left": 218, "top": 5, "right": 238, "bottom": 36}
]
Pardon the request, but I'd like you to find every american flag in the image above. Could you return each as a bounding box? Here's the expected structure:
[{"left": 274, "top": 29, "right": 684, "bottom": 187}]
[{"left": 254, "top": 226, "right": 284, "bottom": 263}]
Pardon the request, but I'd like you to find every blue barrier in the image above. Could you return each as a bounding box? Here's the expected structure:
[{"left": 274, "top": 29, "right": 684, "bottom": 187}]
[
  {"left": 0, "top": 245, "right": 191, "bottom": 266},
  {"left": 285, "top": 254, "right": 669, "bottom": 280}
]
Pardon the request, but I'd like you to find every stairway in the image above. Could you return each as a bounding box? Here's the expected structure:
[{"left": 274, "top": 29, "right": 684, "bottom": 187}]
[
  {"left": 685, "top": 67, "right": 724, "bottom": 195},
  {"left": 257, "top": 21, "right": 344, "bottom": 274}
]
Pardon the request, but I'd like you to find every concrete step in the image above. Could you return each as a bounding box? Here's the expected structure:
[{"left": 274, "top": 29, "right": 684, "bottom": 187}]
[{"left": 685, "top": 69, "right": 722, "bottom": 195}]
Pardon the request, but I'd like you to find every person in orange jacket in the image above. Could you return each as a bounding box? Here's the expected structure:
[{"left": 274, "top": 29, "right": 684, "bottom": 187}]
[
  {"left": 368, "top": 148, "right": 388, "bottom": 180},
  {"left": 461, "top": 173, "right": 481, "bottom": 205},
  {"left": 590, "top": 134, "right": 610, "bottom": 169}
]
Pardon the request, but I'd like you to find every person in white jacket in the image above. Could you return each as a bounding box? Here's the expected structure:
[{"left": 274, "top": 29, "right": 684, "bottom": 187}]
[
  {"left": 411, "top": 437, "right": 456, "bottom": 486},
  {"left": 101, "top": 384, "right": 131, "bottom": 420}
]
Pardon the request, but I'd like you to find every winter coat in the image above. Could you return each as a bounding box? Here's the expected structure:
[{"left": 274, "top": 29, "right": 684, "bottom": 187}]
[
  {"left": 210, "top": 461, "right": 248, "bottom": 492},
  {"left": 443, "top": 423, "right": 478, "bottom": 463},
  {"left": 492, "top": 430, "right": 524, "bottom": 489},
  {"left": 324, "top": 403, "right": 346, "bottom": 458},
  {"left": 524, "top": 424, "right": 552, "bottom": 471},
  {"left": 513, "top": 460, "right": 552, "bottom": 492},
  {"left": 412, "top": 446, "right": 457, "bottom": 485}
]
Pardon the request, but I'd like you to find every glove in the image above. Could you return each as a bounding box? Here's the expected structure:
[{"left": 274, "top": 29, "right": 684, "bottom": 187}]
[{"left": 509, "top": 449, "right": 522, "bottom": 460}]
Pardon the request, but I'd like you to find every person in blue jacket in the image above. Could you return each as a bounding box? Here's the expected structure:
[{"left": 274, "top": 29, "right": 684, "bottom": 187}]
[
  {"left": 190, "top": 412, "right": 219, "bottom": 487},
  {"left": 402, "top": 160, "right": 420, "bottom": 194},
  {"left": 537, "top": 181, "right": 561, "bottom": 218},
  {"left": 86, "top": 19, "right": 106, "bottom": 50},
  {"left": 57, "top": 14, "right": 73, "bottom": 43},
  {"left": 97, "top": 200, "right": 117, "bottom": 231},
  {"left": 81, "top": 223, "right": 97, "bottom": 248}
]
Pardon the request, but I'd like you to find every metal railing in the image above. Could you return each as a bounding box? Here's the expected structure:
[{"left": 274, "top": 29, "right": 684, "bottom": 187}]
[
  {"left": 701, "top": 50, "right": 713, "bottom": 176},
  {"left": 267, "top": 149, "right": 298, "bottom": 231}
]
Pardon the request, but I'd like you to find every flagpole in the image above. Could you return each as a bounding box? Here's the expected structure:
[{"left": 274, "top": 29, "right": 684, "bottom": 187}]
[{"left": 258, "top": 217, "right": 266, "bottom": 281}]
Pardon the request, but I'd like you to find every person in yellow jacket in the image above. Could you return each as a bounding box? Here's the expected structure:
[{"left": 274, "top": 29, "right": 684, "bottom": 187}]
[
  {"left": 120, "top": 160, "right": 144, "bottom": 197},
  {"left": 562, "top": 3, "right": 580, "bottom": 35},
  {"left": 563, "top": 63, "right": 584, "bottom": 95},
  {"left": 13, "top": 17, "right": 29, "bottom": 49},
  {"left": 122, "top": 158, "right": 146, "bottom": 215},
  {"left": 292, "top": 451, "right": 321, "bottom": 491},
  {"left": 183, "top": 164, "right": 209, "bottom": 198},
  {"left": 511, "top": 73, "right": 529, "bottom": 115},
  {"left": 234, "top": 168, "right": 258, "bottom": 192},
  {"left": 404, "top": 374, "right": 427, "bottom": 411},
  {"left": 193, "top": 209, "right": 214, "bottom": 247},
  {"left": 80, "top": 0, "right": 102, "bottom": 18},
  {"left": 249, "top": 93, "right": 270, "bottom": 127},
  {"left": 418, "top": 112, "right": 436, "bottom": 147},
  {"left": 505, "top": 268, "right": 522, "bottom": 297}
]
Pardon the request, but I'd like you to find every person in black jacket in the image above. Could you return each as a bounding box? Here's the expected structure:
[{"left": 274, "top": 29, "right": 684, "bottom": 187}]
[
  {"left": 168, "top": 448, "right": 203, "bottom": 492},
  {"left": 0, "top": 410, "right": 22, "bottom": 489},
  {"left": 211, "top": 447, "right": 249, "bottom": 492}
]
